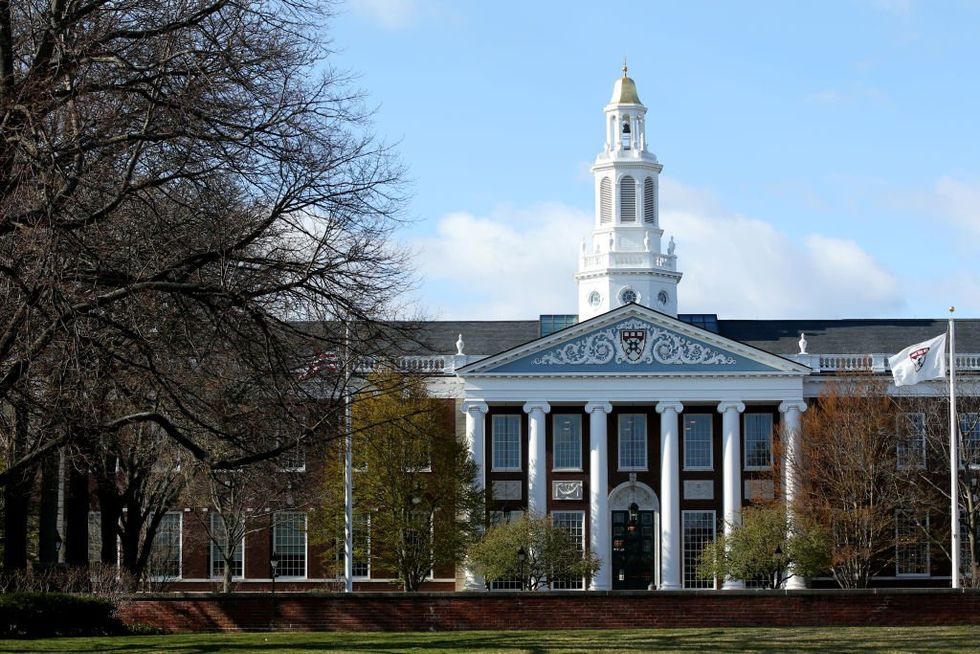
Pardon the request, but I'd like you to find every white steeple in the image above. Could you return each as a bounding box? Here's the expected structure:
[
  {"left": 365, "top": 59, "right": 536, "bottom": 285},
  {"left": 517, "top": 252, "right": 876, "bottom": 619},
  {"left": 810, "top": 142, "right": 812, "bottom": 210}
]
[{"left": 575, "top": 65, "right": 682, "bottom": 320}]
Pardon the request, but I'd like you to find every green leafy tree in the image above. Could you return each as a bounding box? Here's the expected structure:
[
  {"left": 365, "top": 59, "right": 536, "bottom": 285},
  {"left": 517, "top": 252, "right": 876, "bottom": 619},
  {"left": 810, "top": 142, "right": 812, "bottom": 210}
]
[
  {"left": 698, "top": 505, "right": 831, "bottom": 589},
  {"left": 467, "top": 514, "right": 601, "bottom": 591},
  {"left": 315, "top": 370, "right": 483, "bottom": 591}
]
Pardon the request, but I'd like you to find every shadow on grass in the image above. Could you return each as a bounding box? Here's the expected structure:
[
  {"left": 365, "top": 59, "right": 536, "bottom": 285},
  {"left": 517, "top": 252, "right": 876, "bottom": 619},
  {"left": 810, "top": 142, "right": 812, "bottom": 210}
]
[{"left": 4, "top": 627, "right": 980, "bottom": 653}]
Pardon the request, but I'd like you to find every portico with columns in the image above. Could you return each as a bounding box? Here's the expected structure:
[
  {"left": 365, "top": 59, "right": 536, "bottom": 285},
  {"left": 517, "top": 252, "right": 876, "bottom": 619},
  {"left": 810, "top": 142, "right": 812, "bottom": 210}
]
[{"left": 457, "top": 304, "right": 812, "bottom": 591}]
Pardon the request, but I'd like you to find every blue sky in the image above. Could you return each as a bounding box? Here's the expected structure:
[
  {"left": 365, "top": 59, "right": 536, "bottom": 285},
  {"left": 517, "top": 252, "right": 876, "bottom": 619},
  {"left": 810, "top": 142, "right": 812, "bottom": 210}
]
[{"left": 335, "top": 0, "right": 980, "bottom": 321}]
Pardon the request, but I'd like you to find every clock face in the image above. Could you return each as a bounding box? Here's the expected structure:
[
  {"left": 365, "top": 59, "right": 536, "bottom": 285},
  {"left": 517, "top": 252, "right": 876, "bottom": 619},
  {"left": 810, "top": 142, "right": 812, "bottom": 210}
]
[
  {"left": 589, "top": 291, "right": 602, "bottom": 307},
  {"left": 619, "top": 288, "right": 637, "bottom": 304},
  {"left": 657, "top": 290, "right": 669, "bottom": 307}
]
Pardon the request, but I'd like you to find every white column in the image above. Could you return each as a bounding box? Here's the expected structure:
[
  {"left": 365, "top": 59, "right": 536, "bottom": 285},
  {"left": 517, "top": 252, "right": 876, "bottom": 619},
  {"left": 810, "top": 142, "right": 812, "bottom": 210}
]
[
  {"left": 586, "top": 401, "right": 613, "bottom": 591},
  {"left": 779, "top": 400, "right": 807, "bottom": 590},
  {"left": 656, "top": 401, "right": 683, "bottom": 590},
  {"left": 524, "top": 401, "right": 551, "bottom": 517},
  {"left": 718, "top": 400, "right": 746, "bottom": 590},
  {"left": 462, "top": 400, "right": 489, "bottom": 591}
]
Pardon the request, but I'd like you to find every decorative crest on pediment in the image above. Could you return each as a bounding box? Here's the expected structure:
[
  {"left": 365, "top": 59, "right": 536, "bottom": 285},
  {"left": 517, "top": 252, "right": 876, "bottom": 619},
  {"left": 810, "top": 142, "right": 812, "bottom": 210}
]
[{"left": 531, "top": 318, "right": 736, "bottom": 367}]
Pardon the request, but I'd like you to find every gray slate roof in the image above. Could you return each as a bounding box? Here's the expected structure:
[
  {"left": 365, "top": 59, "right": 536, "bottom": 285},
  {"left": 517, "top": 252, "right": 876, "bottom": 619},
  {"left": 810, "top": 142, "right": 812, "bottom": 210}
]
[
  {"left": 412, "top": 318, "right": 980, "bottom": 358},
  {"left": 717, "top": 319, "right": 980, "bottom": 356}
]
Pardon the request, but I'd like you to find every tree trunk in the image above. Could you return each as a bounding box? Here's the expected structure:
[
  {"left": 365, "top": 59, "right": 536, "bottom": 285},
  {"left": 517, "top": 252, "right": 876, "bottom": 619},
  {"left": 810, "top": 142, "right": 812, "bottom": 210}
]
[
  {"left": 3, "top": 403, "right": 34, "bottom": 572},
  {"left": 37, "top": 450, "right": 60, "bottom": 565},
  {"left": 96, "top": 486, "right": 121, "bottom": 566},
  {"left": 64, "top": 464, "right": 90, "bottom": 567}
]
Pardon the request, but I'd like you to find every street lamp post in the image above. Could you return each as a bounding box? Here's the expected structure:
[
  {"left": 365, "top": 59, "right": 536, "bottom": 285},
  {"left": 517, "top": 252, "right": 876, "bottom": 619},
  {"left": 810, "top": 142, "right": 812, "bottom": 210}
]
[
  {"left": 517, "top": 546, "right": 528, "bottom": 591},
  {"left": 270, "top": 551, "right": 280, "bottom": 594}
]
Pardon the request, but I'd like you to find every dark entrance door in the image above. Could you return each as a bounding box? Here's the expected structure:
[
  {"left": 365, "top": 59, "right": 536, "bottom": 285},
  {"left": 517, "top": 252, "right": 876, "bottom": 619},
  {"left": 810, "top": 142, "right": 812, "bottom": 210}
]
[{"left": 611, "top": 510, "right": 656, "bottom": 589}]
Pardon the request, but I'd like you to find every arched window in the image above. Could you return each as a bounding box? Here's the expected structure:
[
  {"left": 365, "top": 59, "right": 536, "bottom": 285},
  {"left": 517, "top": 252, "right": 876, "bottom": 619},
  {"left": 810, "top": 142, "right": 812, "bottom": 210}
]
[
  {"left": 600, "top": 178, "right": 612, "bottom": 224},
  {"left": 643, "top": 177, "right": 655, "bottom": 223},
  {"left": 620, "top": 176, "right": 636, "bottom": 223},
  {"left": 621, "top": 116, "right": 632, "bottom": 150}
]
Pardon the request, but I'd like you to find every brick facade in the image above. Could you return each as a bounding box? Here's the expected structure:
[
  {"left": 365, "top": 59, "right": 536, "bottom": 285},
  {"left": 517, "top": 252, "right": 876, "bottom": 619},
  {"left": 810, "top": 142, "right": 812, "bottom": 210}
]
[{"left": 118, "top": 589, "right": 980, "bottom": 632}]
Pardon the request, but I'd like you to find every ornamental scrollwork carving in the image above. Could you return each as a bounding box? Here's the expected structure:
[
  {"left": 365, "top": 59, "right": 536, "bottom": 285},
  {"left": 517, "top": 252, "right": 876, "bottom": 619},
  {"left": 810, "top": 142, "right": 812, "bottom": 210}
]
[{"left": 532, "top": 319, "right": 736, "bottom": 366}]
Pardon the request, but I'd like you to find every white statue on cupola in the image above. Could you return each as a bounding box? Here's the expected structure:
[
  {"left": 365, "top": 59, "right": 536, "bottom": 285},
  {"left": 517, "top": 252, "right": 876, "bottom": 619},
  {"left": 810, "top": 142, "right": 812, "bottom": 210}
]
[{"left": 575, "top": 64, "right": 683, "bottom": 321}]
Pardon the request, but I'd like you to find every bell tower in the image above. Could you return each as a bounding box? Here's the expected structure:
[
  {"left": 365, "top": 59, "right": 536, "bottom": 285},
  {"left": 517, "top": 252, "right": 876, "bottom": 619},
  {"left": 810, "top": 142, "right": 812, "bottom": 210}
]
[{"left": 575, "top": 65, "right": 682, "bottom": 320}]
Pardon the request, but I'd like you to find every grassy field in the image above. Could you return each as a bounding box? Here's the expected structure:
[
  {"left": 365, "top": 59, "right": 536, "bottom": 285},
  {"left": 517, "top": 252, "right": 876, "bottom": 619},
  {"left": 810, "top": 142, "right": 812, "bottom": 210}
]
[{"left": 1, "top": 626, "right": 979, "bottom": 653}]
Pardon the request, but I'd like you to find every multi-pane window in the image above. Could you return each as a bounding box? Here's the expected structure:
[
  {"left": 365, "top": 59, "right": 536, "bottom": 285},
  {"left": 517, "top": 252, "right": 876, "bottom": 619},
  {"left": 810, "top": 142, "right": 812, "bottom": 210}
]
[
  {"left": 402, "top": 438, "right": 432, "bottom": 472},
  {"left": 147, "top": 512, "right": 182, "bottom": 579},
  {"left": 489, "top": 510, "right": 524, "bottom": 526},
  {"left": 896, "top": 512, "right": 929, "bottom": 576},
  {"left": 743, "top": 413, "right": 773, "bottom": 470},
  {"left": 961, "top": 413, "right": 980, "bottom": 468},
  {"left": 488, "top": 511, "right": 525, "bottom": 590},
  {"left": 897, "top": 413, "right": 927, "bottom": 470},
  {"left": 618, "top": 414, "right": 647, "bottom": 470},
  {"left": 353, "top": 512, "right": 370, "bottom": 577},
  {"left": 87, "top": 512, "right": 104, "bottom": 566},
  {"left": 683, "top": 414, "right": 713, "bottom": 470},
  {"left": 337, "top": 512, "right": 371, "bottom": 578},
  {"left": 274, "top": 512, "right": 307, "bottom": 578},
  {"left": 682, "top": 511, "right": 716, "bottom": 589},
  {"left": 551, "top": 511, "right": 586, "bottom": 590},
  {"left": 405, "top": 511, "right": 433, "bottom": 580},
  {"left": 553, "top": 415, "right": 583, "bottom": 470},
  {"left": 278, "top": 444, "right": 306, "bottom": 472},
  {"left": 492, "top": 415, "right": 521, "bottom": 471},
  {"left": 961, "top": 519, "right": 976, "bottom": 579},
  {"left": 210, "top": 513, "right": 244, "bottom": 579}
]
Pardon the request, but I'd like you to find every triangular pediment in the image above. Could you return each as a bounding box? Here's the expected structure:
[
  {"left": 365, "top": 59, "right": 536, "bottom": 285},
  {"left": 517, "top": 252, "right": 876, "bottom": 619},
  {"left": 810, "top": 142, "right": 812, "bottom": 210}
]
[{"left": 457, "top": 305, "right": 810, "bottom": 377}]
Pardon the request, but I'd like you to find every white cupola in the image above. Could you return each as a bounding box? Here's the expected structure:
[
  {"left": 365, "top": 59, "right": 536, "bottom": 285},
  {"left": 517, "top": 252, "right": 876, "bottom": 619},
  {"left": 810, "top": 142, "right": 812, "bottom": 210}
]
[{"left": 575, "top": 64, "right": 682, "bottom": 320}]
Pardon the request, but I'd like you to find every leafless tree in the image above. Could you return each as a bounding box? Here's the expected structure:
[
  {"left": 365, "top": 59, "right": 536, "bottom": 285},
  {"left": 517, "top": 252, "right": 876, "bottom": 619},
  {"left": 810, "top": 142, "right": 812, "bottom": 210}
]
[
  {"left": 794, "top": 375, "right": 921, "bottom": 588},
  {"left": 904, "top": 384, "right": 980, "bottom": 586},
  {"left": 0, "top": 1, "right": 411, "bottom": 568}
]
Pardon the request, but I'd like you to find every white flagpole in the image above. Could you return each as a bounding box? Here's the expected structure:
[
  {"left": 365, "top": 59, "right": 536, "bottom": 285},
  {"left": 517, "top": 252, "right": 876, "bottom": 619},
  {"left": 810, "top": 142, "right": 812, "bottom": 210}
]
[
  {"left": 949, "top": 306, "right": 960, "bottom": 589},
  {"left": 344, "top": 322, "right": 354, "bottom": 593}
]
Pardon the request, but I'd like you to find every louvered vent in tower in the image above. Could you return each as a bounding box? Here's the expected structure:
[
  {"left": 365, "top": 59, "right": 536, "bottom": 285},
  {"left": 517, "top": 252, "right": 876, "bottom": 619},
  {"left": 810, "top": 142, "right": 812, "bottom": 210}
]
[
  {"left": 620, "top": 176, "right": 636, "bottom": 223},
  {"left": 643, "top": 177, "right": 655, "bottom": 223},
  {"left": 600, "top": 178, "right": 612, "bottom": 224}
]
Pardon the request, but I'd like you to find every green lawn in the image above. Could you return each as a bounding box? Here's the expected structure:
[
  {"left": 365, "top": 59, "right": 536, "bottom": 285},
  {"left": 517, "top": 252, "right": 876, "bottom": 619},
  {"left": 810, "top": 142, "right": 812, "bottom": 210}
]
[{"left": 0, "top": 627, "right": 978, "bottom": 653}]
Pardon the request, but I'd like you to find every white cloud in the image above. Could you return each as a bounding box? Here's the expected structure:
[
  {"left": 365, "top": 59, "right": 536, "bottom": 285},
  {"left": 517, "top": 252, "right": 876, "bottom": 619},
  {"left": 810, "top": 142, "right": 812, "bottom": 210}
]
[
  {"left": 660, "top": 179, "right": 903, "bottom": 318},
  {"left": 349, "top": 0, "right": 422, "bottom": 30},
  {"left": 410, "top": 179, "right": 905, "bottom": 321},
  {"left": 409, "top": 203, "right": 590, "bottom": 319}
]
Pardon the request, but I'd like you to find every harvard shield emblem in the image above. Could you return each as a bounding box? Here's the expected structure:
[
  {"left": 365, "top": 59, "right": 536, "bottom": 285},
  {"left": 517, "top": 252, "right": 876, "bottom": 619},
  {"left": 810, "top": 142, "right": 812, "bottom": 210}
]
[
  {"left": 909, "top": 346, "right": 930, "bottom": 372},
  {"left": 619, "top": 329, "right": 646, "bottom": 362}
]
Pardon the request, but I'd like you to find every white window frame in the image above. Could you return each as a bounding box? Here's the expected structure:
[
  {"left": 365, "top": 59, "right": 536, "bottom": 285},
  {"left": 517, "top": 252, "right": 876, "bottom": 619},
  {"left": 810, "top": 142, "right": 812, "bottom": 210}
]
[
  {"left": 897, "top": 412, "right": 927, "bottom": 471},
  {"left": 147, "top": 511, "right": 182, "bottom": 581},
  {"left": 209, "top": 513, "right": 245, "bottom": 580},
  {"left": 895, "top": 511, "right": 930, "bottom": 577},
  {"left": 406, "top": 510, "right": 435, "bottom": 581},
  {"left": 618, "top": 414, "right": 648, "bottom": 471},
  {"left": 961, "top": 413, "right": 980, "bottom": 469},
  {"left": 491, "top": 414, "right": 522, "bottom": 472},
  {"left": 273, "top": 511, "right": 308, "bottom": 579},
  {"left": 683, "top": 413, "right": 713, "bottom": 471},
  {"left": 277, "top": 442, "right": 307, "bottom": 473},
  {"left": 743, "top": 413, "right": 774, "bottom": 471},
  {"left": 682, "top": 510, "right": 716, "bottom": 589},
  {"left": 337, "top": 512, "right": 371, "bottom": 579},
  {"left": 87, "top": 511, "right": 104, "bottom": 567},
  {"left": 553, "top": 414, "right": 583, "bottom": 471},
  {"left": 551, "top": 510, "right": 586, "bottom": 590}
]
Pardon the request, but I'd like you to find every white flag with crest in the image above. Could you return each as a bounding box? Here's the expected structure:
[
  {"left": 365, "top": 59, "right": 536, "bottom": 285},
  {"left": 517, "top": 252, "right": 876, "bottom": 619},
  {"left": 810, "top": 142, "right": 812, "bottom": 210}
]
[{"left": 888, "top": 334, "right": 947, "bottom": 387}]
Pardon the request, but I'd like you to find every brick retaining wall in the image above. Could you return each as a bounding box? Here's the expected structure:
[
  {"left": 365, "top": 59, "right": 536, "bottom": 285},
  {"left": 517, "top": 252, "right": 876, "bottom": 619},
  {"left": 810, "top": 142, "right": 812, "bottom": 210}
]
[{"left": 117, "top": 589, "right": 980, "bottom": 632}]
